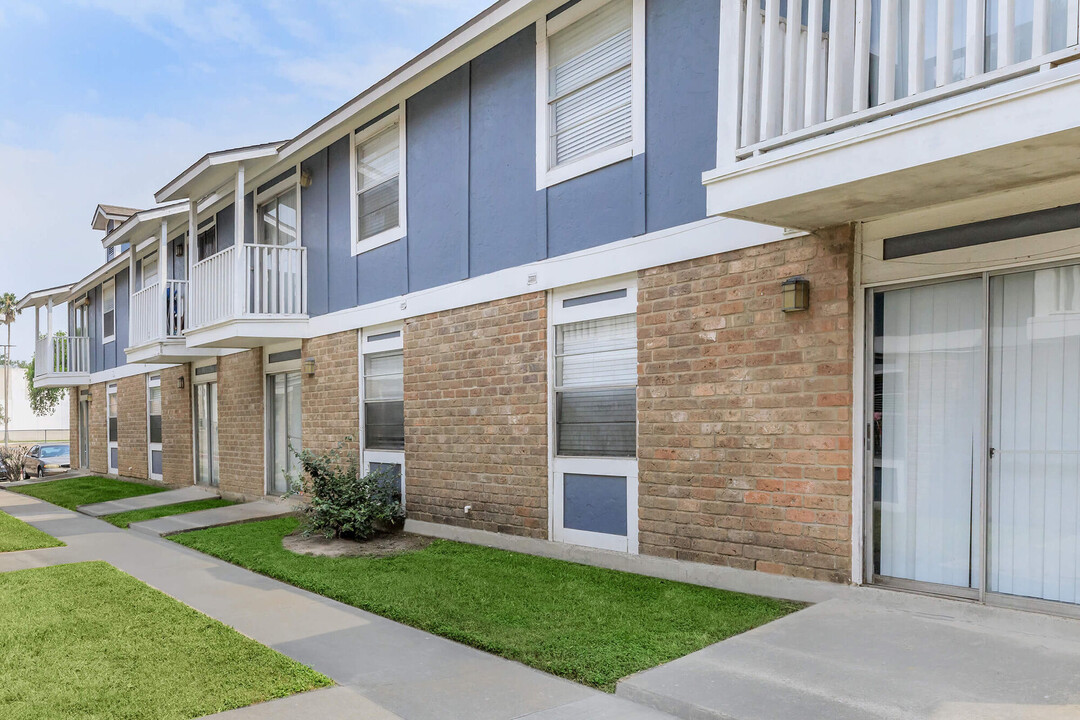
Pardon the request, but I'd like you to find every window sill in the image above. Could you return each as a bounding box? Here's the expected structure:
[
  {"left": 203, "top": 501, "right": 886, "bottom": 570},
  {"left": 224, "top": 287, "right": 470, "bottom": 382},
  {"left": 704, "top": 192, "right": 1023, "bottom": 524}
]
[
  {"left": 353, "top": 226, "right": 406, "bottom": 257},
  {"left": 103, "top": 338, "right": 115, "bottom": 346},
  {"left": 540, "top": 143, "right": 636, "bottom": 190}
]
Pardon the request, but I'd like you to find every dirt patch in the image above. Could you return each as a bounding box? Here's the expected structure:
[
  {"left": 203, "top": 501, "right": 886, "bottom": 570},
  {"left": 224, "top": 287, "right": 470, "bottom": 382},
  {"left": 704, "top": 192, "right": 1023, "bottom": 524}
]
[{"left": 283, "top": 530, "right": 433, "bottom": 558}]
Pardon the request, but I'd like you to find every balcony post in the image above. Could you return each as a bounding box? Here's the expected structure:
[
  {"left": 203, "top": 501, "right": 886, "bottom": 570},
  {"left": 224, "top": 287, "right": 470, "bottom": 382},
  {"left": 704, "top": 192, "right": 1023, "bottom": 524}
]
[
  {"left": 234, "top": 161, "right": 246, "bottom": 317},
  {"left": 129, "top": 243, "right": 137, "bottom": 343},
  {"left": 160, "top": 218, "right": 169, "bottom": 337},
  {"left": 46, "top": 297, "right": 54, "bottom": 373},
  {"left": 188, "top": 200, "right": 197, "bottom": 331},
  {"left": 717, "top": 0, "right": 744, "bottom": 167}
]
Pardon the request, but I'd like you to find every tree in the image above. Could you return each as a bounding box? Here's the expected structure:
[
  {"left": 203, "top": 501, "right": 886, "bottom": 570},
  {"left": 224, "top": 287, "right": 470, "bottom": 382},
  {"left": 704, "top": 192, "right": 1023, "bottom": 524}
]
[
  {"left": 25, "top": 359, "right": 65, "bottom": 417},
  {"left": 0, "top": 293, "right": 18, "bottom": 450}
]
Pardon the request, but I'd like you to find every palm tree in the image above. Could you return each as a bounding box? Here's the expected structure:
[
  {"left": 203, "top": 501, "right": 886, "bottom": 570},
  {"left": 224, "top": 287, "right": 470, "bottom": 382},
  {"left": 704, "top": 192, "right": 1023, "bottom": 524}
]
[{"left": 0, "top": 293, "right": 19, "bottom": 450}]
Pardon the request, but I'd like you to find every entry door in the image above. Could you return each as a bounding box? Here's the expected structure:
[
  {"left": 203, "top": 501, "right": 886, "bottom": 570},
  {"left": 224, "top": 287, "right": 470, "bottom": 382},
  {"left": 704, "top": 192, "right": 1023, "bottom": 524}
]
[
  {"left": 988, "top": 266, "right": 1080, "bottom": 604},
  {"left": 78, "top": 398, "right": 90, "bottom": 468},
  {"left": 871, "top": 279, "right": 984, "bottom": 590},
  {"left": 147, "top": 375, "right": 163, "bottom": 481},
  {"left": 266, "top": 372, "right": 301, "bottom": 495},
  {"left": 195, "top": 382, "right": 219, "bottom": 487},
  {"left": 107, "top": 383, "right": 119, "bottom": 474}
]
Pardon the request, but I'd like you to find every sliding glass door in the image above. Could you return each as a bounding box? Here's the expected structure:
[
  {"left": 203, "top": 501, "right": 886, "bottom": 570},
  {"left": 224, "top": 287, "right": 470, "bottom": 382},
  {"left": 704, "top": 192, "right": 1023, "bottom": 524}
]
[
  {"left": 195, "top": 382, "right": 219, "bottom": 487},
  {"left": 871, "top": 263, "right": 1080, "bottom": 607}
]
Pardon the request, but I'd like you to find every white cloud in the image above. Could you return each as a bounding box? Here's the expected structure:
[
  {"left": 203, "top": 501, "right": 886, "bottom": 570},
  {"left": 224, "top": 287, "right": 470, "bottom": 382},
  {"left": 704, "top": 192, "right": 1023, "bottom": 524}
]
[{"left": 278, "top": 47, "right": 416, "bottom": 101}]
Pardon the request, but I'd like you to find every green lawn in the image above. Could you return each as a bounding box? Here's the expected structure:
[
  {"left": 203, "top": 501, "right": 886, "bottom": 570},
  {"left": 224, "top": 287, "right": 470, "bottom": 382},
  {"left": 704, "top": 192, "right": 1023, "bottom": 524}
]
[
  {"left": 0, "top": 511, "right": 64, "bottom": 553},
  {"left": 104, "top": 498, "right": 239, "bottom": 529},
  {"left": 0, "top": 561, "right": 331, "bottom": 719},
  {"left": 174, "top": 518, "right": 803, "bottom": 691},
  {"left": 9, "top": 476, "right": 165, "bottom": 511}
]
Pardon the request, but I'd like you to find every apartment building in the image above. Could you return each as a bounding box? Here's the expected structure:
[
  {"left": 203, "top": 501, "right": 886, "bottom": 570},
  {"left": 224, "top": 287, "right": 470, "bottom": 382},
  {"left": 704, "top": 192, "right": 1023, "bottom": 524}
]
[{"left": 18, "top": 0, "right": 1080, "bottom": 615}]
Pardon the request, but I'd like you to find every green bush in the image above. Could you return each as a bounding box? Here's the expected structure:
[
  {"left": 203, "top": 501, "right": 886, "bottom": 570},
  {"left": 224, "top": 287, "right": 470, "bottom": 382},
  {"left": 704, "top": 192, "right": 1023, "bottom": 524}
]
[{"left": 287, "top": 438, "right": 403, "bottom": 540}]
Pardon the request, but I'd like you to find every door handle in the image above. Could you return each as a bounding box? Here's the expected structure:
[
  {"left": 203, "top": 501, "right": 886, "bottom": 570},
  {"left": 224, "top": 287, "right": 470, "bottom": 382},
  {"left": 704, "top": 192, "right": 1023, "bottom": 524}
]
[{"left": 989, "top": 447, "right": 996, "bottom": 459}]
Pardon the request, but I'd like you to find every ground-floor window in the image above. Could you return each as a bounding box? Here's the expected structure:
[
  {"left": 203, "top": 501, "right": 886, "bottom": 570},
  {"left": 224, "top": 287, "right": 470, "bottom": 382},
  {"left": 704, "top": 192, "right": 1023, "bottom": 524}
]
[
  {"left": 147, "top": 375, "right": 163, "bottom": 481},
  {"left": 550, "top": 277, "right": 639, "bottom": 553},
  {"left": 107, "top": 383, "right": 118, "bottom": 474},
  {"left": 870, "top": 263, "right": 1080, "bottom": 607},
  {"left": 361, "top": 326, "right": 404, "bottom": 502}
]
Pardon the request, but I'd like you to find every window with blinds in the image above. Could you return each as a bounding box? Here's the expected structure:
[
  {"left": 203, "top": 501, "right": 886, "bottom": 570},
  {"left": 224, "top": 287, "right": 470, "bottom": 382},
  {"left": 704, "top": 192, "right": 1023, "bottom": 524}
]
[
  {"left": 364, "top": 350, "right": 404, "bottom": 451},
  {"left": 546, "top": 0, "right": 634, "bottom": 170},
  {"left": 148, "top": 379, "right": 162, "bottom": 445},
  {"left": 102, "top": 280, "right": 116, "bottom": 342},
  {"left": 355, "top": 120, "right": 402, "bottom": 244},
  {"left": 555, "top": 314, "right": 637, "bottom": 457}
]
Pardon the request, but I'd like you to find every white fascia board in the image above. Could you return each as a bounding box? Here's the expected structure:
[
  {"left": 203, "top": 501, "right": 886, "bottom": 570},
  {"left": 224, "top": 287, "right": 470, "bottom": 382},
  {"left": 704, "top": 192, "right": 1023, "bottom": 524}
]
[
  {"left": 69, "top": 248, "right": 134, "bottom": 298},
  {"left": 101, "top": 202, "right": 188, "bottom": 248},
  {"left": 155, "top": 142, "right": 285, "bottom": 204},
  {"left": 16, "top": 284, "right": 76, "bottom": 311},
  {"left": 88, "top": 362, "right": 179, "bottom": 385}
]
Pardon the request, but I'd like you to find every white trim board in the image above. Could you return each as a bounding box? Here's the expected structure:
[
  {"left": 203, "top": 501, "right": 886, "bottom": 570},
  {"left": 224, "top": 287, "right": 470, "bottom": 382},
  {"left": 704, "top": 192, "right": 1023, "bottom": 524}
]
[
  {"left": 87, "top": 363, "right": 179, "bottom": 386},
  {"left": 307, "top": 216, "right": 791, "bottom": 339}
]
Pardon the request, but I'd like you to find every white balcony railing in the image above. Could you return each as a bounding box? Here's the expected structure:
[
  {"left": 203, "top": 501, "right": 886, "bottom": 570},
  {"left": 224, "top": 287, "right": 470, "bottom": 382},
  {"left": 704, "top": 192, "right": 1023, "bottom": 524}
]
[
  {"left": 34, "top": 334, "right": 90, "bottom": 378},
  {"left": 190, "top": 244, "right": 307, "bottom": 330},
  {"left": 726, "top": 0, "right": 1080, "bottom": 160},
  {"left": 130, "top": 280, "right": 188, "bottom": 347}
]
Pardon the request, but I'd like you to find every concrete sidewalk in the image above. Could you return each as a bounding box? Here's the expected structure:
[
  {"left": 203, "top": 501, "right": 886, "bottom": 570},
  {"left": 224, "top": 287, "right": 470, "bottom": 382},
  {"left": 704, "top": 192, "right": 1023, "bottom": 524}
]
[
  {"left": 128, "top": 498, "right": 296, "bottom": 537},
  {"left": 78, "top": 485, "right": 220, "bottom": 517},
  {"left": 0, "top": 489, "right": 674, "bottom": 720}
]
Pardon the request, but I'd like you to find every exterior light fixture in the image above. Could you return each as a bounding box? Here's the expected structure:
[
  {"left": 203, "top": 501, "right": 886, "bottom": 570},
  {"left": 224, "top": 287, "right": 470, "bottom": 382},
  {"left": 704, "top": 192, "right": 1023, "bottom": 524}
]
[
  {"left": 303, "top": 357, "right": 317, "bottom": 377},
  {"left": 299, "top": 170, "right": 313, "bottom": 188},
  {"left": 177, "top": 376, "right": 185, "bottom": 390},
  {"left": 781, "top": 277, "right": 810, "bottom": 313}
]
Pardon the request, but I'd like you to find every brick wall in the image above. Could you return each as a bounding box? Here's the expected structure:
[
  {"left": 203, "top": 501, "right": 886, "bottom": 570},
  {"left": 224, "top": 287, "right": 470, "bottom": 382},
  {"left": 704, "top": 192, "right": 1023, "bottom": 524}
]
[
  {"left": 218, "top": 349, "right": 265, "bottom": 498},
  {"left": 404, "top": 292, "right": 548, "bottom": 537},
  {"left": 88, "top": 382, "right": 107, "bottom": 475},
  {"left": 117, "top": 373, "right": 148, "bottom": 479},
  {"left": 302, "top": 331, "right": 359, "bottom": 460},
  {"left": 637, "top": 226, "right": 854, "bottom": 583},
  {"left": 68, "top": 392, "right": 80, "bottom": 470},
  {"left": 161, "top": 365, "right": 193, "bottom": 487}
]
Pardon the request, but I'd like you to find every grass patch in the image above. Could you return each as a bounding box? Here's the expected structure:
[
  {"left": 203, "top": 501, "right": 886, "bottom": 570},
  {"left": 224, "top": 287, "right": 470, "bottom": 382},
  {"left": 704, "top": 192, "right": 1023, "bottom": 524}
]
[
  {"left": 103, "top": 498, "right": 239, "bottom": 529},
  {"left": 9, "top": 476, "right": 165, "bottom": 511},
  {"left": 0, "top": 561, "right": 331, "bottom": 719},
  {"left": 0, "top": 511, "right": 64, "bottom": 553},
  {"left": 174, "top": 518, "right": 802, "bottom": 691}
]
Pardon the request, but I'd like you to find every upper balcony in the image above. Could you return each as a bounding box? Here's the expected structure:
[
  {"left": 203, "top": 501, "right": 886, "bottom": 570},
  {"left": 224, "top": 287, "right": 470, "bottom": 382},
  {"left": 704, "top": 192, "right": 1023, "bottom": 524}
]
[
  {"left": 126, "top": 279, "right": 218, "bottom": 363},
  {"left": 33, "top": 334, "right": 91, "bottom": 389},
  {"left": 707, "top": 0, "right": 1080, "bottom": 228},
  {"left": 187, "top": 243, "right": 308, "bottom": 348}
]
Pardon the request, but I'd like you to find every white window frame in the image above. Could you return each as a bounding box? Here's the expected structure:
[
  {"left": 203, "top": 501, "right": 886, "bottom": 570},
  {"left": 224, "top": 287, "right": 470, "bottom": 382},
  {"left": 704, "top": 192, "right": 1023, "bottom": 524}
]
[
  {"left": 263, "top": 341, "right": 303, "bottom": 496},
  {"left": 535, "top": 0, "right": 646, "bottom": 190},
  {"left": 102, "top": 279, "right": 116, "bottom": 345},
  {"left": 359, "top": 325, "right": 406, "bottom": 504},
  {"left": 140, "top": 251, "right": 160, "bottom": 290},
  {"left": 548, "top": 275, "right": 639, "bottom": 553},
  {"left": 350, "top": 109, "right": 408, "bottom": 257},
  {"left": 254, "top": 166, "right": 302, "bottom": 248},
  {"left": 147, "top": 374, "right": 163, "bottom": 482},
  {"left": 106, "top": 382, "right": 119, "bottom": 475}
]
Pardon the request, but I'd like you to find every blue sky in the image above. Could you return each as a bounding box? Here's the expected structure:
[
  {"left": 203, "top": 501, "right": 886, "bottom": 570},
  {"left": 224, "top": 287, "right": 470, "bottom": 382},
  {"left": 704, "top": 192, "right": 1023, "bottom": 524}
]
[{"left": 0, "top": 0, "right": 490, "bottom": 361}]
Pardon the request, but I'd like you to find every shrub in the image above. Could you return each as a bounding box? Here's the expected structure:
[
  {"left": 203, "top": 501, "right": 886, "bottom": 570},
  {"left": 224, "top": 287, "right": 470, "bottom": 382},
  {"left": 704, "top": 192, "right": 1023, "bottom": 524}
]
[
  {"left": 287, "top": 438, "right": 404, "bottom": 540},
  {"left": 0, "top": 445, "right": 31, "bottom": 481}
]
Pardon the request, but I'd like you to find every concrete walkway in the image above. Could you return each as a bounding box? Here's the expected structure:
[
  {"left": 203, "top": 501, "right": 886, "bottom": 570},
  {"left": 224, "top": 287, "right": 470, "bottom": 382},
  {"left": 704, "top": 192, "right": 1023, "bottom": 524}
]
[
  {"left": 128, "top": 498, "right": 297, "bottom": 537},
  {"left": 78, "top": 485, "right": 221, "bottom": 517},
  {"left": 618, "top": 590, "right": 1080, "bottom": 719},
  {"left": 0, "top": 489, "right": 674, "bottom": 720}
]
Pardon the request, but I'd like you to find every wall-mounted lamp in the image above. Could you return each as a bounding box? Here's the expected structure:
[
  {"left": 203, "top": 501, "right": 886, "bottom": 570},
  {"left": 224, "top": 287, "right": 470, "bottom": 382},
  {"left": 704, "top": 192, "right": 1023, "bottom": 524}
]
[
  {"left": 177, "top": 376, "right": 185, "bottom": 390},
  {"left": 299, "top": 170, "right": 313, "bottom": 189},
  {"left": 303, "top": 357, "right": 317, "bottom": 377},
  {"left": 781, "top": 277, "right": 810, "bottom": 313}
]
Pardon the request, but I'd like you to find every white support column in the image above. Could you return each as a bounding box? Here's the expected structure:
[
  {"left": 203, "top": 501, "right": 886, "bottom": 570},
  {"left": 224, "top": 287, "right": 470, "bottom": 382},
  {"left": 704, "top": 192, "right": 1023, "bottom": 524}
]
[
  {"left": 46, "top": 298, "right": 54, "bottom": 373},
  {"left": 188, "top": 200, "right": 197, "bottom": 332},
  {"left": 34, "top": 306, "right": 40, "bottom": 345},
  {"left": 234, "top": 161, "right": 246, "bottom": 317},
  {"left": 160, "top": 218, "right": 169, "bottom": 338},
  {"left": 129, "top": 244, "right": 137, "bottom": 341},
  {"left": 717, "top": 0, "right": 745, "bottom": 165}
]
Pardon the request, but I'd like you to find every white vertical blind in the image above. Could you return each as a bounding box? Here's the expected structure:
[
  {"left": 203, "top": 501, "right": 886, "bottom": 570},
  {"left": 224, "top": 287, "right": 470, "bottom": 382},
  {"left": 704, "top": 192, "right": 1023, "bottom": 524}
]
[
  {"left": 356, "top": 124, "right": 401, "bottom": 241},
  {"left": 878, "top": 279, "right": 983, "bottom": 587},
  {"left": 990, "top": 266, "right": 1080, "bottom": 604},
  {"left": 547, "top": 0, "right": 633, "bottom": 167}
]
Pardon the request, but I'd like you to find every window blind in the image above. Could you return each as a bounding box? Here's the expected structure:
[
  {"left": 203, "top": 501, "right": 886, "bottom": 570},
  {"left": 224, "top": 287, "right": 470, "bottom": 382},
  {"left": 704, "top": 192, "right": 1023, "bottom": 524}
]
[
  {"left": 365, "top": 350, "right": 405, "bottom": 450},
  {"left": 547, "top": 0, "right": 633, "bottom": 168},
  {"left": 356, "top": 124, "right": 401, "bottom": 241}
]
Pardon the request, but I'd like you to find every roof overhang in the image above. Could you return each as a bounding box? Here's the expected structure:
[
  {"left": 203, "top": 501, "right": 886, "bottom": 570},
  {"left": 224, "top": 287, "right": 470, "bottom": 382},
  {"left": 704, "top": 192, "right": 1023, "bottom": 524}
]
[
  {"left": 154, "top": 142, "right": 285, "bottom": 204},
  {"left": 91, "top": 204, "right": 139, "bottom": 231},
  {"left": 102, "top": 201, "right": 189, "bottom": 248},
  {"left": 16, "top": 284, "right": 75, "bottom": 311},
  {"left": 69, "top": 248, "right": 133, "bottom": 298}
]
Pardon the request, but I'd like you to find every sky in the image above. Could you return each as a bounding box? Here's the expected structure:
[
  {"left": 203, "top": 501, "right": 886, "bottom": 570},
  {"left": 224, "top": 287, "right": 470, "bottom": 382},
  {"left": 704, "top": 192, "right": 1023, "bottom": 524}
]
[{"left": 0, "top": 0, "right": 491, "bottom": 362}]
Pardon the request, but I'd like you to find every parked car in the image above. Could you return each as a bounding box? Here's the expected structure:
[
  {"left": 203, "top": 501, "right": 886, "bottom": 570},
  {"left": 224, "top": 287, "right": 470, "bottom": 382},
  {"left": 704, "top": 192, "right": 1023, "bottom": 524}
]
[{"left": 23, "top": 444, "right": 70, "bottom": 479}]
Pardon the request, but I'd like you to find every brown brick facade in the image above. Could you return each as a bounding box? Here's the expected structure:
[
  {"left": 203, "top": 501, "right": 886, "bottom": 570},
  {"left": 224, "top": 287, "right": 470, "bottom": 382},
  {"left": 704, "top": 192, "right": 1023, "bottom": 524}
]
[
  {"left": 161, "top": 365, "right": 193, "bottom": 487},
  {"left": 637, "top": 227, "right": 855, "bottom": 582},
  {"left": 217, "top": 349, "right": 265, "bottom": 498},
  {"left": 117, "top": 374, "right": 148, "bottom": 479},
  {"left": 404, "top": 292, "right": 548, "bottom": 538},
  {"left": 302, "top": 331, "right": 359, "bottom": 460}
]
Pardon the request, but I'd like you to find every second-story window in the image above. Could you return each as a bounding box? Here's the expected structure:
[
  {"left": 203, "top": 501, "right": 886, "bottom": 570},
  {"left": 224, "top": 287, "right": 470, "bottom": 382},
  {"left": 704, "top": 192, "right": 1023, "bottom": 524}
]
[
  {"left": 538, "top": 0, "right": 644, "bottom": 188},
  {"left": 197, "top": 222, "right": 217, "bottom": 261},
  {"left": 102, "top": 279, "right": 116, "bottom": 344},
  {"left": 258, "top": 188, "right": 298, "bottom": 247},
  {"left": 352, "top": 110, "right": 406, "bottom": 255}
]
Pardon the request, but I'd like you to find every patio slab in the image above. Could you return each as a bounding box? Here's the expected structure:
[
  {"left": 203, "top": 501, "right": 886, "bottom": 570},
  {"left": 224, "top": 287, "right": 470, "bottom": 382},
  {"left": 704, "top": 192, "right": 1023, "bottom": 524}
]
[
  {"left": 78, "top": 485, "right": 219, "bottom": 517},
  {"left": 617, "top": 590, "right": 1080, "bottom": 719},
  {"left": 127, "top": 498, "right": 297, "bottom": 537}
]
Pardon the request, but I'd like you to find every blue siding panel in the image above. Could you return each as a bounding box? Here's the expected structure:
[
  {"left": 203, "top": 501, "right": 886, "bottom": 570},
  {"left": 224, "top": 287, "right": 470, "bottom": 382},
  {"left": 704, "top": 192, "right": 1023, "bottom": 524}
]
[
  {"left": 546, "top": 159, "right": 637, "bottom": 258},
  {"left": 244, "top": 192, "right": 255, "bottom": 245},
  {"left": 326, "top": 136, "right": 358, "bottom": 313},
  {"left": 216, "top": 204, "right": 235, "bottom": 249},
  {"left": 301, "top": 147, "right": 330, "bottom": 317},
  {"left": 468, "top": 27, "right": 541, "bottom": 277},
  {"left": 645, "top": 0, "right": 719, "bottom": 232},
  {"left": 406, "top": 65, "right": 471, "bottom": 293},
  {"left": 357, "top": 240, "right": 408, "bottom": 305}
]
